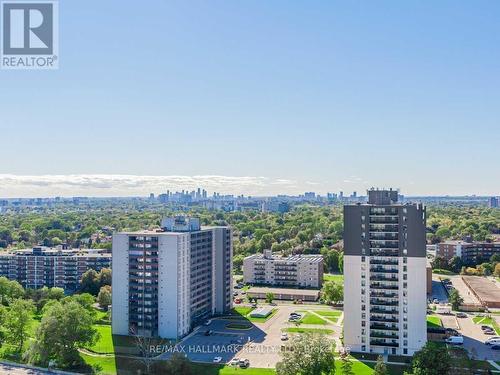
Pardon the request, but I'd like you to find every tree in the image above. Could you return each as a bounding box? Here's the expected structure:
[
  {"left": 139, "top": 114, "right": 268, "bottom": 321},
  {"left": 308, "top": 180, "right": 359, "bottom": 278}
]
[
  {"left": 321, "top": 280, "right": 344, "bottom": 305},
  {"left": 448, "top": 256, "right": 463, "bottom": 274},
  {"left": 0, "top": 277, "right": 24, "bottom": 305},
  {"left": 449, "top": 289, "right": 463, "bottom": 311},
  {"left": 98, "top": 268, "right": 112, "bottom": 287},
  {"left": 431, "top": 256, "right": 448, "bottom": 270},
  {"left": 276, "top": 332, "right": 335, "bottom": 375},
  {"left": 494, "top": 263, "right": 500, "bottom": 278},
  {"left": 5, "top": 299, "right": 34, "bottom": 353},
  {"left": 80, "top": 269, "right": 100, "bottom": 295},
  {"left": 28, "top": 300, "right": 97, "bottom": 367},
  {"left": 340, "top": 356, "right": 354, "bottom": 375},
  {"left": 410, "top": 341, "right": 451, "bottom": 375},
  {"left": 265, "top": 292, "right": 275, "bottom": 304},
  {"left": 374, "top": 355, "right": 388, "bottom": 375},
  {"left": 97, "top": 285, "right": 112, "bottom": 310}
]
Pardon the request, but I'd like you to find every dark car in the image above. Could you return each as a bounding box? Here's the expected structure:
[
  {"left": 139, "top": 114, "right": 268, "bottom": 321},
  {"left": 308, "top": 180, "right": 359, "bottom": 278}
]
[
  {"left": 491, "top": 345, "right": 500, "bottom": 350},
  {"left": 481, "top": 325, "right": 493, "bottom": 331},
  {"left": 204, "top": 330, "right": 212, "bottom": 336},
  {"left": 456, "top": 312, "right": 467, "bottom": 318}
]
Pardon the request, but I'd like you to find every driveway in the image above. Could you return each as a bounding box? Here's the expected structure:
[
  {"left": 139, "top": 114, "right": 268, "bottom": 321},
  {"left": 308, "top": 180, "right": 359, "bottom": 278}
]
[
  {"left": 0, "top": 363, "right": 52, "bottom": 374},
  {"left": 159, "top": 304, "right": 341, "bottom": 368},
  {"left": 456, "top": 315, "right": 500, "bottom": 361}
]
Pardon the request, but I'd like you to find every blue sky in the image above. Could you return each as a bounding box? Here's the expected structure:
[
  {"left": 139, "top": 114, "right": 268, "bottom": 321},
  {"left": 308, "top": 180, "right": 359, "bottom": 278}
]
[{"left": 1, "top": 1, "right": 499, "bottom": 197}]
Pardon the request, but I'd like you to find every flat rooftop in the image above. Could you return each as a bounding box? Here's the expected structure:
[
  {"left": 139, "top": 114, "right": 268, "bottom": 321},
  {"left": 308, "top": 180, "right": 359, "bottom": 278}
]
[
  {"left": 462, "top": 276, "right": 500, "bottom": 304},
  {"left": 245, "top": 253, "right": 323, "bottom": 263},
  {"left": 247, "top": 287, "right": 320, "bottom": 296}
]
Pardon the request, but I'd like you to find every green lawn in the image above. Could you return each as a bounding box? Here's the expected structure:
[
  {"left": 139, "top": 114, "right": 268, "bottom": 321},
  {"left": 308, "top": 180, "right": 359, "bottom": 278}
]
[
  {"left": 248, "top": 308, "right": 278, "bottom": 322},
  {"left": 87, "top": 324, "right": 114, "bottom": 354},
  {"left": 427, "top": 315, "right": 442, "bottom": 328},
  {"left": 299, "top": 312, "right": 327, "bottom": 325},
  {"left": 94, "top": 309, "right": 110, "bottom": 324},
  {"left": 230, "top": 306, "right": 277, "bottom": 322},
  {"left": 472, "top": 316, "right": 500, "bottom": 334},
  {"left": 313, "top": 310, "right": 342, "bottom": 322},
  {"left": 232, "top": 306, "right": 254, "bottom": 316},
  {"left": 80, "top": 353, "right": 117, "bottom": 375},
  {"left": 324, "top": 274, "right": 344, "bottom": 283},
  {"left": 284, "top": 327, "right": 334, "bottom": 334},
  {"left": 432, "top": 269, "right": 457, "bottom": 275}
]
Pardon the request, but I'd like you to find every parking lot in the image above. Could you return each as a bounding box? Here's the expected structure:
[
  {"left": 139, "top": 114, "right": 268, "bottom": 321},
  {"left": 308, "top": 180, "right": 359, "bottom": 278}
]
[{"left": 160, "top": 304, "right": 342, "bottom": 368}]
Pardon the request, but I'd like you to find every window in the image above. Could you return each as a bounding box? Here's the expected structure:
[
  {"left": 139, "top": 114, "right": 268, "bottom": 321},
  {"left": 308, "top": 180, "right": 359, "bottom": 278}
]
[
  {"left": 361, "top": 256, "right": 366, "bottom": 262},
  {"left": 403, "top": 349, "right": 408, "bottom": 355}
]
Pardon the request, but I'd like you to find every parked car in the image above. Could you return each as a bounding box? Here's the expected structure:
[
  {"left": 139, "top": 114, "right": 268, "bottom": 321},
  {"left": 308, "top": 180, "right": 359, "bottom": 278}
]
[
  {"left": 484, "top": 329, "right": 495, "bottom": 335},
  {"left": 485, "top": 338, "right": 500, "bottom": 345},
  {"left": 204, "top": 330, "right": 213, "bottom": 336},
  {"left": 234, "top": 298, "right": 242, "bottom": 304},
  {"left": 204, "top": 319, "right": 212, "bottom": 326},
  {"left": 251, "top": 303, "right": 258, "bottom": 308},
  {"left": 433, "top": 298, "right": 439, "bottom": 304},
  {"left": 281, "top": 333, "right": 288, "bottom": 341},
  {"left": 239, "top": 359, "right": 250, "bottom": 368},
  {"left": 481, "top": 325, "right": 492, "bottom": 331},
  {"left": 445, "top": 336, "right": 464, "bottom": 345},
  {"left": 456, "top": 312, "right": 467, "bottom": 318},
  {"left": 229, "top": 358, "right": 240, "bottom": 366},
  {"left": 213, "top": 357, "right": 222, "bottom": 363},
  {"left": 491, "top": 345, "right": 500, "bottom": 350}
]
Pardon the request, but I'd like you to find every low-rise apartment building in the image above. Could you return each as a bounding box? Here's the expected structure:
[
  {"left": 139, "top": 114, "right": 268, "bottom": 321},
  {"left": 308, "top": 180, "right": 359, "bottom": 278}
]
[
  {"left": 0, "top": 247, "right": 111, "bottom": 292},
  {"left": 436, "top": 241, "right": 500, "bottom": 263},
  {"left": 243, "top": 250, "right": 323, "bottom": 288},
  {"left": 112, "top": 216, "right": 232, "bottom": 339}
]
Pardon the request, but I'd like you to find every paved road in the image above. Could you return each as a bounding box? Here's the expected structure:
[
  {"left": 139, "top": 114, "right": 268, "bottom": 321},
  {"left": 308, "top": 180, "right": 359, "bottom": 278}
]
[
  {"left": 159, "top": 304, "right": 341, "bottom": 368},
  {"left": 431, "top": 278, "right": 448, "bottom": 303},
  {"left": 0, "top": 363, "right": 52, "bottom": 374},
  {"left": 456, "top": 315, "right": 500, "bottom": 361}
]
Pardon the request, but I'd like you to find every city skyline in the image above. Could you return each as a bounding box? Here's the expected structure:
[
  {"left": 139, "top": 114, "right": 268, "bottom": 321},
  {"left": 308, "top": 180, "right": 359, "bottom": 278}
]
[
  {"left": 0, "top": 173, "right": 498, "bottom": 198},
  {"left": 1, "top": 1, "right": 499, "bottom": 197}
]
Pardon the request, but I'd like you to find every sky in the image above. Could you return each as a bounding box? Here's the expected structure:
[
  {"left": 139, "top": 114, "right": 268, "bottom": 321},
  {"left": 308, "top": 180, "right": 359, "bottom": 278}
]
[{"left": 0, "top": 1, "right": 499, "bottom": 198}]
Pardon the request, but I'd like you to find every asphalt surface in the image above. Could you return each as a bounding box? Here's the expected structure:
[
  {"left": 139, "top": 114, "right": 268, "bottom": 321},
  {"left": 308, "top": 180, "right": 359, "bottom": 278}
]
[{"left": 0, "top": 364, "right": 52, "bottom": 374}]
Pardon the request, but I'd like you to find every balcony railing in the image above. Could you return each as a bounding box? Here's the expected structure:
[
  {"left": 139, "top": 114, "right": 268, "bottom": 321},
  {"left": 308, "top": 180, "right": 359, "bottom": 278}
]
[
  {"left": 370, "top": 316, "right": 399, "bottom": 323},
  {"left": 370, "top": 275, "right": 398, "bottom": 282},
  {"left": 370, "top": 291, "right": 398, "bottom": 298},
  {"left": 370, "top": 299, "right": 399, "bottom": 307},
  {"left": 370, "top": 259, "right": 399, "bottom": 266},
  {"left": 370, "top": 267, "right": 398, "bottom": 274},
  {"left": 370, "top": 283, "right": 398, "bottom": 290},
  {"left": 370, "top": 331, "right": 399, "bottom": 339},
  {"left": 370, "top": 323, "right": 399, "bottom": 331},
  {"left": 370, "top": 307, "right": 399, "bottom": 314},
  {"left": 370, "top": 340, "right": 399, "bottom": 347}
]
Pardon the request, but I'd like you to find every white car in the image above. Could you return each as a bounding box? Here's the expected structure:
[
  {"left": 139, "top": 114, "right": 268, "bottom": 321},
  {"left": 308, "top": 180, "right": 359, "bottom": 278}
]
[
  {"left": 204, "top": 319, "right": 212, "bottom": 326},
  {"left": 281, "top": 332, "right": 288, "bottom": 341},
  {"left": 485, "top": 337, "right": 500, "bottom": 345},
  {"left": 229, "top": 358, "right": 240, "bottom": 366},
  {"left": 213, "top": 357, "right": 223, "bottom": 363}
]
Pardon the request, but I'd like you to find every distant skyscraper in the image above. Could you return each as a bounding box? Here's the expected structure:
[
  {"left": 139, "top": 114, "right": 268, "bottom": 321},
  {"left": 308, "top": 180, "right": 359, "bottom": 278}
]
[
  {"left": 489, "top": 197, "right": 499, "bottom": 208},
  {"left": 343, "top": 189, "right": 427, "bottom": 356}
]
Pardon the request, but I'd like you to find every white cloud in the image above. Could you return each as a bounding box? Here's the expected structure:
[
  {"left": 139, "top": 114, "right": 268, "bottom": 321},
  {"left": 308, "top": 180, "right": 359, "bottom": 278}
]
[{"left": 0, "top": 174, "right": 306, "bottom": 198}]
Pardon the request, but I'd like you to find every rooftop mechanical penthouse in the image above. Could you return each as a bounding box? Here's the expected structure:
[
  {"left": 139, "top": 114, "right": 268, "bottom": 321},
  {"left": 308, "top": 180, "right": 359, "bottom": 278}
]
[
  {"left": 111, "top": 216, "right": 232, "bottom": 339},
  {"left": 343, "top": 189, "right": 427, "bottom": 356}
]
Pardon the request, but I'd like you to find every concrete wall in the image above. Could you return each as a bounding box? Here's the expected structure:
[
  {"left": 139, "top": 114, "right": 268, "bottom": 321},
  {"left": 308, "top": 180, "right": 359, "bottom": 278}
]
[
  {"left": 343, "top": 255, "right": 363, "bottom": 352},
  {"left": 111, "top": 234, "right": 129, "bottom": 335},
  {"left": 405, "top": 257, "right": 428, "bottom": 355}
]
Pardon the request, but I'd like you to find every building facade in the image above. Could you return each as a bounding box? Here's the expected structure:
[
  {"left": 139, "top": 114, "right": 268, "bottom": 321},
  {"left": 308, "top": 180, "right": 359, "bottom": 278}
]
[
  {"left": 343, "top": 189, "right": 427, "bottom": 356},
  {"left": 436, "top": 241, "right": 500, "bottom": 263},
  {"left": 0, "top": 247, "right": 111, "bottom": 292},
  {"left": 243, "top": 250, "right": 323, "bottom": 288},
  {"left": 111, "top": 216, "right": 232, "bottom": 339}
]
